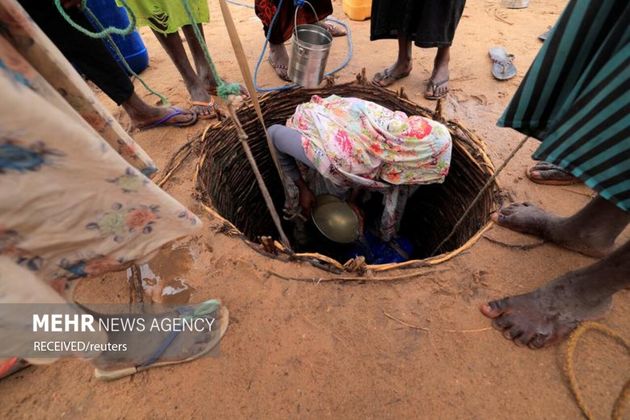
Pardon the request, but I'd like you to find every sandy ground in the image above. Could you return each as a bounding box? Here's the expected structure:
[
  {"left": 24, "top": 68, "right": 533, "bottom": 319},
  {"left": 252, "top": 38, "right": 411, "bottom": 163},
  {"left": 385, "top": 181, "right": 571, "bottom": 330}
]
[{"left": 2, "top": 0, "right": 629, "bottom": 418}]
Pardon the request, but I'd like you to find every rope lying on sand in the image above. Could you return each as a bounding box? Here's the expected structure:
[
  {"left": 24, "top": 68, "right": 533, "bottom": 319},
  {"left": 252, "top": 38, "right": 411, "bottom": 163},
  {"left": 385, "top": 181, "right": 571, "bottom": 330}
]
[{"left": 564, "top": 322, "right": 629, "bottom": 420}]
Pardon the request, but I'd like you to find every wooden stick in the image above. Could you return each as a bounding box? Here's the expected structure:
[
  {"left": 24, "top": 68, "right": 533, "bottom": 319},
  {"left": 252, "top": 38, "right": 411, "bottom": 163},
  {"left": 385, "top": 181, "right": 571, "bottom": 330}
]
[
  {"left": 482, "top": 235, "right": 546, "bottom": 251},
  {"left": 217, "top": 0, "right": 289, "bottom": 195},
  {"left": 430, "top": 135, "right": 530, "bottom": 256},
  {"left": 227, "top": 104, "right": 292, "bottom": 247},
  {"left": 267, "top": 268, "right": 443, "bottom": 283},
  {"left": 128, "top": 264, "right": 144, "bottom": 304},
  {"left": 383, "top": 311, "right": 492, "bottom": 333}
]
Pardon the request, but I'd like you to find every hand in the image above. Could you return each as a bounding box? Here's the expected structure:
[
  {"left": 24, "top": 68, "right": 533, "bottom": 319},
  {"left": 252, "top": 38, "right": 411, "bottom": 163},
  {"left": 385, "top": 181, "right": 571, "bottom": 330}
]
[{"left": 298, "top": 186, "right": 317, "bottom": 218}]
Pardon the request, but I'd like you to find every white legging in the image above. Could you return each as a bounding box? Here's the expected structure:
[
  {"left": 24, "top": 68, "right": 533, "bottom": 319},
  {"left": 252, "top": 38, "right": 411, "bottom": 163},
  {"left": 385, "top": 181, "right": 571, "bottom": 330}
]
[{"left": 268, "top": 124, "right": 315, "bottom": 181}]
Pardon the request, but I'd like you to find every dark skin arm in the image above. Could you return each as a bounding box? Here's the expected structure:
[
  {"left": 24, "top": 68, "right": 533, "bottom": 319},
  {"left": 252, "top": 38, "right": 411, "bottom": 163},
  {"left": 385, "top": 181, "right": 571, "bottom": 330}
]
[{"left": 295, "top": 177, "right": 316, "bottom": 218}]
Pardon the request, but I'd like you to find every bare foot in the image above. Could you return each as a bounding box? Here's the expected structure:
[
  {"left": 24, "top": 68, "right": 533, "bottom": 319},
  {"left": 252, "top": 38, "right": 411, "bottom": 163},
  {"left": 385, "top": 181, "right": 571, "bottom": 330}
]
[
  {"left": 189, "top": 82, "right": 216, "bottom": 119},
  {"left": 318, "top": 19, "right": 347, "bottom": 37},
  {"left": 492, "top": 202, "right": 614, "bottom": 257},
  {"left": 373, "top": 59, "right": 412, "bottom": 87},
  {"left": 123, "top": 93, "right": 196, "bottom": 128},
  {"left": 526, "top": 161, "right": 580, "bottom": 185},
  {"left": 269, "top": 43, "right": 290, "bottom": 82},
  {"left": 425, "top": 48, "right": 450, "bottom": 99},
  {"left": 480, "top": 270, "right": 613, "bottom": 349}
]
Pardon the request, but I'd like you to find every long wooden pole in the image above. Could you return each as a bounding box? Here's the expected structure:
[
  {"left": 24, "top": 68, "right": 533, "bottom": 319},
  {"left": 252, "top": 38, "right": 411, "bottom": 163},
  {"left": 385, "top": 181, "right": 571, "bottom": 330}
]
[
  {"left": 226, "top": 104, "right": 292, "bottom": 248},
  {"left": 216, "top": 0, "right": 293, "bottom": 248},
  {"left": 217, "top": 0, "right": 289, "bottom": 190}
]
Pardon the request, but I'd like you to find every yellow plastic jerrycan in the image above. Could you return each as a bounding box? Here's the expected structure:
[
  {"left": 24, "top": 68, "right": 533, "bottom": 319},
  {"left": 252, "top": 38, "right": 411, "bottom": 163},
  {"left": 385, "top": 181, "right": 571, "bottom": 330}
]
[{"left": 342, "top": 0, "right": 372, "bottom": 21}]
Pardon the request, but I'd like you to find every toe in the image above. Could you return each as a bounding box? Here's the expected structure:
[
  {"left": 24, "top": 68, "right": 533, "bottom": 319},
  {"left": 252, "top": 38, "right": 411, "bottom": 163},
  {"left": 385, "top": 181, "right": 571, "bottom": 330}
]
[
  {"left": 499, "top": 202, "right": 525, "bottom": 215},
  {"left": 503, "top": 326, "right": 523, "bottom": 341},
  {"left": 491, "top": 206, "right": 515, "bottom": 224},
  {"left": 480, "top": 298, "right": 509, "bottom": 318},
  {"left": 514, "top": 330, "right": 536, "bottom": 347},
  {"left": 496, "top": 212, "right": 513, "bottom": 226},
  {"left": 527, "top": 333, "right": 550, "bottom": 349},
  {"left": 492, "top": 315, "right": 513, "bottom": 331}
]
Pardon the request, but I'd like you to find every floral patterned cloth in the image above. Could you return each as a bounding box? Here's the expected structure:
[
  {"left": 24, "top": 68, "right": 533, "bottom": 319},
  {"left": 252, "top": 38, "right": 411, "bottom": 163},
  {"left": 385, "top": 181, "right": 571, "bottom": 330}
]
[
  {"left": 0, "top": 0, "right": 157, "bottom": 176},
  {"left": 286, "top": 95, "right": 452, "bottom": 240},
  {"left": 0, "top": 3, "right": 201, "bottom": 285}
]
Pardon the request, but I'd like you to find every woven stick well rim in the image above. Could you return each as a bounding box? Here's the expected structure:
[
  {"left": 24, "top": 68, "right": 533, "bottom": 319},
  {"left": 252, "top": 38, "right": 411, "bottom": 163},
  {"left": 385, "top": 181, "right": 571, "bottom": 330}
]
[{"left": 194, "top": 80, "right": 500, "bottom": 274}]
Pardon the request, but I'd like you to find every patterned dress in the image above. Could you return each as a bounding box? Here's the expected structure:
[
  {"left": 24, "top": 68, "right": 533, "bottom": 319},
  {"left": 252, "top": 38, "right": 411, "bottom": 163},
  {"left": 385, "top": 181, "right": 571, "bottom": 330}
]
[
  {"left": 0, "top": 0, "right": 200, "bottom": 285},
  {"left": 287, "top": 95, "right": 452, "bottom": 240}
]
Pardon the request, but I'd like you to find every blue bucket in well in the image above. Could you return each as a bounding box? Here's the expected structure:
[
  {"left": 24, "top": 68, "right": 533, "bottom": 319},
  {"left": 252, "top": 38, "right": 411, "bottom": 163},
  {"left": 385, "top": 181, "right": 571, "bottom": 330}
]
[{"left": 85, "top": 0, "right": 149, "bottom": 75}]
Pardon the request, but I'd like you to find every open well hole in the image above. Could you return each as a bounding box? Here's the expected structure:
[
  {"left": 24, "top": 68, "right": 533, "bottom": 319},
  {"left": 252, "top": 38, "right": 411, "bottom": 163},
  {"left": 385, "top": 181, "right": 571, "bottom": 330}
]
[{"left": 197, "top": 83, "right": 500, "bottom": 264}]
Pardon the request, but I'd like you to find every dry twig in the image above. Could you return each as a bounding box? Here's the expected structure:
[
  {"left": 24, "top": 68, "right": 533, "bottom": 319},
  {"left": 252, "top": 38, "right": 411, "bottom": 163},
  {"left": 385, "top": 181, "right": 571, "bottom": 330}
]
[{"left": 383, "top": 311, "right": 492, "bottom": 334}]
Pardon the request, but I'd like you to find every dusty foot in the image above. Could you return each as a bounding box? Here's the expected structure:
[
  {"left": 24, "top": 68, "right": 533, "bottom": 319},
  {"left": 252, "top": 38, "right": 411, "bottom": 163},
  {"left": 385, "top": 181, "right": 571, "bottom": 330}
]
[
  {"left": 526, "top": 161, "right": 579, "bottom": 185},
  {"left": 188, "top": 83, "right": 216, "bottom": 119},
  {"left": 319, "top": 19, "right": 347, "bottom": 37},
  {"left": 373, "top": 59, "right": 412, "bottom": 87},
  {"left": 492, "top": 202, "right": 613, "bottom": 257},
  {"left": 480, "top": 271, "right": 612, "bottom": 349},
  {"left": 269, "top": 43, "right": 291, "bottom": 82}
]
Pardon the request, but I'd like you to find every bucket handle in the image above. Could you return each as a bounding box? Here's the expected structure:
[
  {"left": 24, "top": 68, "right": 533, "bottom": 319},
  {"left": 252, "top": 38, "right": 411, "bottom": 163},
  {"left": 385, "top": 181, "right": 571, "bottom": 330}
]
[{"left": 293, "top": 0, "right": 320, "bottom": 38}]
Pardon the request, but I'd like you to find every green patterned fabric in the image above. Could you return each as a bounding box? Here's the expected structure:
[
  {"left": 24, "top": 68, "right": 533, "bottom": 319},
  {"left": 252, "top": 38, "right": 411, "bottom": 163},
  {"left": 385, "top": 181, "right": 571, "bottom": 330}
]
[
  {"left": 120, "top": 0, "right": 209, "bottom": 34},
  {"left": 498, "top": 0, "right": 630, "bottom": 212}
]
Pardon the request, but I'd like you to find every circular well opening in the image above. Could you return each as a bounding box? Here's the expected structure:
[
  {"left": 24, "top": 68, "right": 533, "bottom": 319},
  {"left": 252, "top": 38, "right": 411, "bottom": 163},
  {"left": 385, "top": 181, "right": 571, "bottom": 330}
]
[{"left": 197, "top": 83, "right": 499, "bottom": 266}]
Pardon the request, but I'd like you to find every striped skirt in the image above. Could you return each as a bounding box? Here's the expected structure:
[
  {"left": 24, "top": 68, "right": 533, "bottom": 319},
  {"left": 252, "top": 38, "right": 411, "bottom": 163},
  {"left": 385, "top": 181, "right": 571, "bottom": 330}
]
[{"left": 498, "top": 0, "right": 629, "bottom": 212}]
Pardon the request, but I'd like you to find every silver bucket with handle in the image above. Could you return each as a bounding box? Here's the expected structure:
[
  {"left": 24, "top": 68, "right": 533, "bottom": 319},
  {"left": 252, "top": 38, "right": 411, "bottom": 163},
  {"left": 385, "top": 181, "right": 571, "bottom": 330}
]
[{"left": 288, "top": 1, "right": 333, "bottom": 88}]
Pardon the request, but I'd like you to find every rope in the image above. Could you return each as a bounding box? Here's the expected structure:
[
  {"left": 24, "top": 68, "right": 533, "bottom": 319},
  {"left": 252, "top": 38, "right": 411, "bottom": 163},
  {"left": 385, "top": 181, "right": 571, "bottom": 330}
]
[
  {"left": 53, "top": 0, "right": 135, "bottom": 38},
  {"left": 55, "top": 0, "right": 168, "bottom": 104},
  {"left": 181, "top": 0, "right": 241, "bottom": 101},
  {"left": 430, "top": 134, "right": 530, "bottom": 256},
  {"left": 564, "top": 322, "right": 629, "bottom": 420},
  {"left": 226, "top": 0, "right": 353, "bottom": 92},
  {"left": 217, "top": 0, "right": 293, "bottom": 248}
]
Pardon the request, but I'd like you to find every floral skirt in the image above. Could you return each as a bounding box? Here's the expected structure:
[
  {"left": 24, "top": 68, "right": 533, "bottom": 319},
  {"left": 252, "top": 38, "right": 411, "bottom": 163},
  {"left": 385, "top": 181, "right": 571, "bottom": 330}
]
[{"left": 0, "top": 1, "right": 201, "bottom": 285}]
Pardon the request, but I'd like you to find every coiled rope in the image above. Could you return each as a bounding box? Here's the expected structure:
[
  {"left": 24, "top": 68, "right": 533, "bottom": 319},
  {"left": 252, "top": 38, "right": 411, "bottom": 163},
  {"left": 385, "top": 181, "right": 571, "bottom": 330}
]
[{"left": 564, "top": 322, "right": 629, "bottom": 420}]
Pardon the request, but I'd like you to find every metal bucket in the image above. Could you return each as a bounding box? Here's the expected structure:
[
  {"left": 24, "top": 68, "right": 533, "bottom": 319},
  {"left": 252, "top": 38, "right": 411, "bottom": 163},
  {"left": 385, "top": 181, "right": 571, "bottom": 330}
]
[{"left": 288, "top": 23, "right": 333, "bottom": 88}]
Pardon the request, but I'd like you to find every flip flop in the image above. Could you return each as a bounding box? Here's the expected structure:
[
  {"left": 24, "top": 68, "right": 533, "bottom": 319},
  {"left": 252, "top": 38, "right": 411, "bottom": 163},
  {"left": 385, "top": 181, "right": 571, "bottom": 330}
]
[
  {"left": 318, "top": 19, "right": 347, "bottom": 37},
  {"left": 137, "top": 107, "right": 197, "bottom": 130},
  {"left": 267, "top": 57, "right": 291, "bottom": 82},
  {"left": 94, "top": 301, "right": 229, "bottom": 381},
  {"left": 0, "top": 357, "right": 30, "bottom": 380},
  {"left": 538, "top": 26, "right": 552, "bottom": 41},
  {"left": 424, "top": 79, "right": 449, "bottom": 100},
  {"left": 489, "top": 47, "right": 517, "bottom": 80},
  {"left": 190, "top": 99, "right": 218, "bottom": 120},
  {"left": 372, "top": 67, "right": 411, "bottom": 87},
  {"left": 526, "top": 162, "right": 580, "bottom": 185}
]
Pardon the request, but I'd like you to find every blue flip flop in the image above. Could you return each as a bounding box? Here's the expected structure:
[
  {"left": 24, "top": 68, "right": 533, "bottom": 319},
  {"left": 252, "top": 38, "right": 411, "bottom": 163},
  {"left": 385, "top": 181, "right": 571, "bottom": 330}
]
[
  {"left": 138, "top": 107, "right": 198, "bottom": 130},
  {"left": 489, "top": 47, "right": 517, "bottom": 81},
  {"left": 94, "top": 300, "right": 229, "bottom": 381}
]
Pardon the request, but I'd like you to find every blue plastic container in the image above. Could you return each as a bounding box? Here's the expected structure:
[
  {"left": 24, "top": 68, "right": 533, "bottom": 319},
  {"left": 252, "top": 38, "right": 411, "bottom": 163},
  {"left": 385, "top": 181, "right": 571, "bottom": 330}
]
[{"left": 85, "top": 0, "right": 149, "bottom": 75}]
